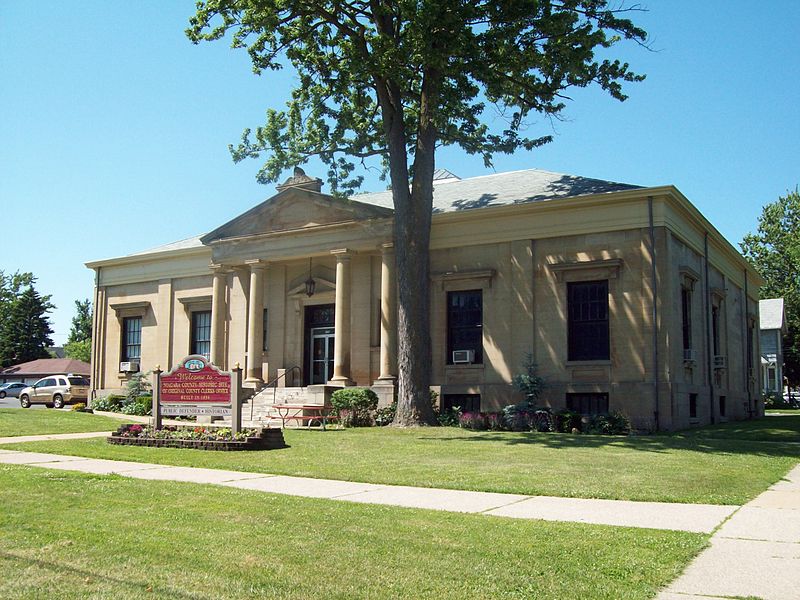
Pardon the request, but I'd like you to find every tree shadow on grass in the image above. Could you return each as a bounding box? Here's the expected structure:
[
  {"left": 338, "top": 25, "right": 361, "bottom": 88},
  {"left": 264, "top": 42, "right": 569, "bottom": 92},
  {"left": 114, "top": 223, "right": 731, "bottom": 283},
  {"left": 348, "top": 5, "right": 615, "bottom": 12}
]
[
  {"left": 413, "top": 428, "right": 800, "bottom": 459},
  {"left": 0, "top": 550, "right": 199, "bottom": 600}
]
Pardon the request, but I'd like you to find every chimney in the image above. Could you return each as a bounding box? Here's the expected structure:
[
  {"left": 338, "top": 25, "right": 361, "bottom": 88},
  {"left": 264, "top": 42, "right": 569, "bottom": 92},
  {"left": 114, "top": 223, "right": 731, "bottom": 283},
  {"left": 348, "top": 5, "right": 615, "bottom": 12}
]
[{"left": 276, "top": 166, "right": 323, "bottom": 193}]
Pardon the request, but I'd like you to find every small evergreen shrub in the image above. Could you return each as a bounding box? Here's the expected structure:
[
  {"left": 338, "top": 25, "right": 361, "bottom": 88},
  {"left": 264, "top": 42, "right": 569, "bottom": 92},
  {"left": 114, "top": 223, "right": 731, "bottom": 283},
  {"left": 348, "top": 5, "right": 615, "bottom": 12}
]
[
  {"left": 330, "top": 388, "right": 379, "bottom": 427},
  {"left": 512, "top": 353, "right": 545, "bottom": 406}
]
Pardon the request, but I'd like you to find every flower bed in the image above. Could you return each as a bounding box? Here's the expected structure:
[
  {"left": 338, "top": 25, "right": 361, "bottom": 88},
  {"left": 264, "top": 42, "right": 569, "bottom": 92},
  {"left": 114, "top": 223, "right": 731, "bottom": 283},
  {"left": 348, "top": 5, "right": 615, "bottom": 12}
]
[{"left": 108, "top": 424, "right": 286, "bottom": 451}]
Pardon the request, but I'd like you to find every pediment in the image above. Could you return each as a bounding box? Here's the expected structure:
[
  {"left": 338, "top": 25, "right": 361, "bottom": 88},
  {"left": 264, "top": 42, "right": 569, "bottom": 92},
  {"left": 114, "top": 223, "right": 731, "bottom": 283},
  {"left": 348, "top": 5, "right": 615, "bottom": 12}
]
[{"left": 201, "top": 188, "right": 393, "bottom": 244}]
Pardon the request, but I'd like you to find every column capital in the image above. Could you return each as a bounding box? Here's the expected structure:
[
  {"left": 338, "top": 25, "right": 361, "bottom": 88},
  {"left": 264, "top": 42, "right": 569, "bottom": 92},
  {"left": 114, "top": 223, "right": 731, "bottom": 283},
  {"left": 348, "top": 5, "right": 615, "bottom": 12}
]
[
  {"left": 381, "top": 242, "right": 394, "bottom": 253},
  {"left": 244, "top": 258, "right": 269, "bottom": 271},
  {"left": 330, "top": 248, "right": 353, "bottom": 260},
  {"left": 209, "top": 263, "right": 232, "bottom": 274}
]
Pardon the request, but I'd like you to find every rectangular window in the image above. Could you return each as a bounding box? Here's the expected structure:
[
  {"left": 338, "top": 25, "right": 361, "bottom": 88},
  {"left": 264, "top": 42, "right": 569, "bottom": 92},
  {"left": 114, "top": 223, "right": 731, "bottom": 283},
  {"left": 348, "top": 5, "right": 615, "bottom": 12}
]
[
  {"left": 566, "top": 393, "right": 609, "bottom": 416},
  {"left": 122, "top": 317, "right": 141, "bottom": 362},
  {"left": 263, "top": 308, "right": 269, "bottom": 351},
  {"left": 441, "top": 394, "right": 481, "bottom": 413},
  {"left": 681, "top": 287, "right": 692, "bottom": 351},
  {"left": 191, "top": 311, "right": 211, "bottom": 359},
  {"left": 447, "top": 290, "right": 483, "bottom": 364},
  {"left": 689, "top": 393, "right": 698, "bottom": 419},
  {"left": 711, "top": 305, "right": 721, "bottom": 356},
  {"left": 719, "top": 395, "right": 726, "bottom": 417},
  {"left": 568, "top": 281, "right": 609, "bottom": 361}
]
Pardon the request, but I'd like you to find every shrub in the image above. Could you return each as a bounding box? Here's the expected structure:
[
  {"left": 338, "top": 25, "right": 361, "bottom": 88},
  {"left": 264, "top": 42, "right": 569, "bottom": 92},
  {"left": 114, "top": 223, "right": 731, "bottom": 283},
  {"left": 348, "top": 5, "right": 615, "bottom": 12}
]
[
  {"left": 486, "top": 412, "right": 504, "bottom": 431},
  {"left": 554, "top": 409, "right": 582, "bottom": 433},
  {"left": 585, "top": 411, "right": 631, "bottom": 435},
  {"left": 330, "top": 388, "right": 379, "bottom": 427},
  {"left": 459, "top": 411, "right": 487, "bottom": 430},
  {"left": 126, "top": 372, "right": 152, "bottom": 404},
  {"left": 531, "top": 408, "right": 554, "bottom": 432},
  {"left": 374, "top": 401, "right": 396, "bottom": 426},
  {"left": 121, "top": 395, "right": 152, "bottom": 416},
  {"left": 70, "top": 402, "right": 91, "bottom": 413},
  {"left": 502, "top": 403, "right": 530, "bottom": 431},
  {"left": 764, "top": 393, "right": 797, "bottom": 410},
  {"left": 91, "top": 394, "right": 126, "bottom": 412},
  {"left": 437, "top": 406, "right": 461, "bottom": 427},
  {"left": 512, "top": 353, "right": 545, "bottom": 406}
]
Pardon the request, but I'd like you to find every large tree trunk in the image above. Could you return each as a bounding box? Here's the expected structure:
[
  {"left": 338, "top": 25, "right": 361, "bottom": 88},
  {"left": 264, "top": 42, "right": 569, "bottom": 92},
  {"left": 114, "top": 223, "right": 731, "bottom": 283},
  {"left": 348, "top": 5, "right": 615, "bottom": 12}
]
[{"left": 374, "top": 72, "right": 438, "bottom": 426}]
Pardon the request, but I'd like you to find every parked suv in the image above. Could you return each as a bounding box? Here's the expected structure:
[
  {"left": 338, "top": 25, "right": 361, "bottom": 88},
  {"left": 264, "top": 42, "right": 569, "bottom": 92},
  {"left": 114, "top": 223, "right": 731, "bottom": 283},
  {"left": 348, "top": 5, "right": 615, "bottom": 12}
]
[
  {"left": 0, "top": 382, "right": 27, "bottom": 399},
  {"left": 18, "top": 375, "right": 90, "bottom": 409}
]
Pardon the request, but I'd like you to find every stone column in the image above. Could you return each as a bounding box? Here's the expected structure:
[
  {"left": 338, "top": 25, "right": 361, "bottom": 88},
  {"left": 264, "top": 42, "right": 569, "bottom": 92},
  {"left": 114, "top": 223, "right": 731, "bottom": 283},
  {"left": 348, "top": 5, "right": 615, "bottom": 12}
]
[
  {"left": 209, "top": 265, "right": 228, "bottom": 368},
  {"left": 245, "top": 259, "right": 266, "bottom": 385},
  {"left": 330, "top": 249, "right": 353, "bottom": 385},
  {"left": 378, "top": 243, "right": 397, "bottom": 381}
]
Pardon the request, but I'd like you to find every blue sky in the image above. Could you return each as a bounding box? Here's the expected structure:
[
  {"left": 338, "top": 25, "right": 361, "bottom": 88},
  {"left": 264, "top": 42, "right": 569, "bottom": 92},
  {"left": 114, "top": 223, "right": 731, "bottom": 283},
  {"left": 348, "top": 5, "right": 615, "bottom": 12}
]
[{"left": 1, "top": 2, "right": 798, "bottom": 344}]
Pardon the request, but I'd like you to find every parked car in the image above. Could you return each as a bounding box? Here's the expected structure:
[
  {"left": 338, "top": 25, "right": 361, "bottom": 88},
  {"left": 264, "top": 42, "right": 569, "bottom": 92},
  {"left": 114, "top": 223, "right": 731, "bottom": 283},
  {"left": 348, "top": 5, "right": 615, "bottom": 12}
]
[
  {"left": 0, "top": 382, "right": 27, "bottom": 399},
  {"left": 18, "top": 375, "right": 90, "bottom": 409}
]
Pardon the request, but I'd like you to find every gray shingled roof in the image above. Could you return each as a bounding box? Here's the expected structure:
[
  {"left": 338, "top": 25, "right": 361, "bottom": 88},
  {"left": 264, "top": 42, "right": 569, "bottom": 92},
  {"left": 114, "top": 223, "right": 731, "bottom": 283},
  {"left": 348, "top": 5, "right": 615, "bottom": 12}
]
[
  {"left": 760, "top": 298, "right": 785, "bottom": 330},
  {"left": 126, "top": 234, "right": 206, "bottom": 257},
  {"left": 354, "top": 168, "right": 641, "bottom": 214},
  {"left": 121, "top": 168, "right": 640, "bottom": 258}
]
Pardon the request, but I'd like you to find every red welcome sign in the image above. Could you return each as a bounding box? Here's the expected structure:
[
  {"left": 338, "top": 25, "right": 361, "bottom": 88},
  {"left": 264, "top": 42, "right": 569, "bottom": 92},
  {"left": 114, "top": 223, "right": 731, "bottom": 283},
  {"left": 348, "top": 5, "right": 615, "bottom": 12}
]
[{"left": 160, "top": 356, "right": 231, "bottom": 404}]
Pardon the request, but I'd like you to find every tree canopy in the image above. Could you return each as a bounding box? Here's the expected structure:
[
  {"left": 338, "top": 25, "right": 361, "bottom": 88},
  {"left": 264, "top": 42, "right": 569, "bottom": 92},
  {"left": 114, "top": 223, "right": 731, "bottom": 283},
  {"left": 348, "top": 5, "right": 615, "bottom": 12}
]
[
  {"left": 741, "top": 188, "right": 800, "bottom": 388},
  {"left": 65, "top": 298, "right": 93, "bottom": 363},
  {"left": 0, "top": 272, "right": 55, "bottom": 368},
  {"left": 188, "top": 0, "right": 647, "bottom": 424}
]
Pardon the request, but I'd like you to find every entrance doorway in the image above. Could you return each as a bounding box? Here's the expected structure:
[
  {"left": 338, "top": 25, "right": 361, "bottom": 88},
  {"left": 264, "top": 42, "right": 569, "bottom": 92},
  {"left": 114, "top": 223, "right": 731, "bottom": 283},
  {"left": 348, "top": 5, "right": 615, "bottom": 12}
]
[{"left": 304, "top": 304, "right": 335, "bottom": 385}]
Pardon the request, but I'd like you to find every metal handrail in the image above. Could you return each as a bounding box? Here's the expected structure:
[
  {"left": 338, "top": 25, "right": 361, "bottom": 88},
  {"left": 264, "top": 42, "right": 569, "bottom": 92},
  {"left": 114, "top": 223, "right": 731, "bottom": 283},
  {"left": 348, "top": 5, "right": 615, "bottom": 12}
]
[{"left": 248, "top": 366, "right": 303, "bottom": 422}]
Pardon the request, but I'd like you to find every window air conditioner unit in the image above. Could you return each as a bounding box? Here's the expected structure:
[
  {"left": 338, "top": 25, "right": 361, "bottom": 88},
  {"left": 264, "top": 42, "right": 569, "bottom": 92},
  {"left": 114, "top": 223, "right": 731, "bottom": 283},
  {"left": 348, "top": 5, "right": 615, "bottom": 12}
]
[
  {"left": 120, "top": 361, "right": 140, "bottom": 373},
  {"left": 683, "top": 349, "right": 696, "bottom": 363},
  {"left": 452, "top": 350, "right": 475, "bottom": 364},
  {"left": 713, "top": 355, "right": 727, "bottom": 369}
]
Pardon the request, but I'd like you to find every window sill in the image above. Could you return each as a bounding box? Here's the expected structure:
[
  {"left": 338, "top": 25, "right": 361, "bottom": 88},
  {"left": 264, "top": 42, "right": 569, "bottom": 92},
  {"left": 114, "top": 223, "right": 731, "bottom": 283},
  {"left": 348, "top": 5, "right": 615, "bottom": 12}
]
[
  {"left": 445, "top": 364, "right": 485, "bottom": 370},
  {"left": 566, "top": 360, "right": 611, "bottom": 367}
]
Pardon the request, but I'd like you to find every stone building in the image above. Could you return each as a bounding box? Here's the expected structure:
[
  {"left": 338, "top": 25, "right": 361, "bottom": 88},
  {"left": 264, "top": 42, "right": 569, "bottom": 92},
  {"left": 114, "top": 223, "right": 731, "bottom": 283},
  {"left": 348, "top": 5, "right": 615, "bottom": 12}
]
[{"left": 87, "top": 167, "right": 763, "bottom": 430}]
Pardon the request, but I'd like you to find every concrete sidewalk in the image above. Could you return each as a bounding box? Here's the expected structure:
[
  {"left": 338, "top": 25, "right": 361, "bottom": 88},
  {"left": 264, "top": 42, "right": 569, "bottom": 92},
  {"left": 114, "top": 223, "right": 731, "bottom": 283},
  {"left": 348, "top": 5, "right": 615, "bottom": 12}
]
[
  {"left": 0, "top": 448, "right": 736, "bottom": 533},
  {"left": 657, "top": 463, "right": 800, "bottom": 600}
]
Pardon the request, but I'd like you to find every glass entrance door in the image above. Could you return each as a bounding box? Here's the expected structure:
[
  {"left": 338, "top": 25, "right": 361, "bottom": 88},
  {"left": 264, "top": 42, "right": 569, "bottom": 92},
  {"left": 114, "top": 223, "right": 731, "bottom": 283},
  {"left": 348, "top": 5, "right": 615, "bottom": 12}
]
[{"left": 309, "top": 327, "right": 335, "bottom": 384}]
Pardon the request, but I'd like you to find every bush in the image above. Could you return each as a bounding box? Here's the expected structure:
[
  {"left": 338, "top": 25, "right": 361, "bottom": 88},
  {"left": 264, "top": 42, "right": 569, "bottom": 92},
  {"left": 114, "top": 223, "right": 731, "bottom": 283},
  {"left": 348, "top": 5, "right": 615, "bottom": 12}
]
[
  {"left": 512, "top": 353, "right": 545, "bottom": 406},
  {"left": 437, "top": 406, "right": 461, "bottom": 427},
  {"left": 91, "top": 394, "right": 126, "bottom": 412},
  {"left": 486, "top": 412, "right": 504, "bottom": 431},
  {"left": 554, "top": 409, "right": 582, "bottom": 433},
  {"left": 459, "top": 411, "right": 487, "bottom": 430},
  {"left": 121, "top": 395, "right": 152, "bottom": 416},
  {"left": 126, "top": 372, "right": 152, "bottom": 404},
  {"left": 330, "top": 388, "right": 379, "bottom": 427},
  {"left": 374, "top": 401, "right": 396, "bottom": 426},
  {"left": 764, "top": 393, "right": 798, "bottom": 410},
  {"left": 502, "top": 403, "right": 530, "bottom": 431},
  {"left": 70, "top": 402, "right": 92, "bottom": 413},
  {"left": 585, "top": 411, "right": 631, "bottom": 435}
]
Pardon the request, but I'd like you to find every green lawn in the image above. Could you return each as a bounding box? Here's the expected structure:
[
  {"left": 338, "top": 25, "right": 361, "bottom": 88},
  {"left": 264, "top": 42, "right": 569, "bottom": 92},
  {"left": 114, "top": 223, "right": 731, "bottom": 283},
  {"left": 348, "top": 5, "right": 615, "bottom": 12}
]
[
  {"left": 0, "top": 464, "right": 705, "bottom": 600},
  {"left": 0, "top": 408, "right": 122, "bottom": 437},
  {"left": 674, "top": 414, "right": 800, "bottom": 443},
  {"left": 3, "top": 415, "right": 798, "bottom": 505}
]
